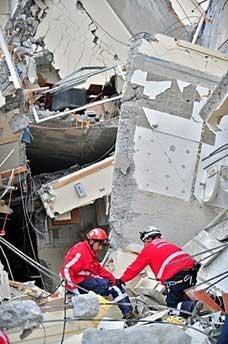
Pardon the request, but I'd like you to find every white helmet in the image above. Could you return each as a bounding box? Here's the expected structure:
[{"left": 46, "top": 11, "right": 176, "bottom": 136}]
[{"left": 139, "top": 226, "right": 161, "bottom": 241}]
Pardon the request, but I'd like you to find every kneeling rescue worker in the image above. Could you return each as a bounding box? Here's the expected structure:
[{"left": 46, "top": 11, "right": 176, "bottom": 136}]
[
  {"left": 60, "top": 227, "right": 135, "bottom": 320},
  {"left": 116, "top": 226, "right": 201, "bottom": 316}
]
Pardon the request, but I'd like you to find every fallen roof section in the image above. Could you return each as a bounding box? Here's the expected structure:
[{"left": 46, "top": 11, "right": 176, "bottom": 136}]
[{"left": 39, "top": 156, "right": 114, "bottom": 218}]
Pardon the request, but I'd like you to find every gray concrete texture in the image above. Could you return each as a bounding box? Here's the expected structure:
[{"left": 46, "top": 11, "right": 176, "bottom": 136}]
[
  {"left": 199, "top": 0, "right": 228, "bottom": 54},
  {"left": 109, "top": 36, "right": 220, "bottom": 249},
  {"left": 82, "top": 324, "right": 192, "bottom": 344},
  {"left": 72, "top": 294, "right": 100, "bottom": 319},
  {"left": 0, "top": 300, "right": 43, "bottom": 330},
  {"left": 106, "top": 0, "right": 192, "bottom": 41}
]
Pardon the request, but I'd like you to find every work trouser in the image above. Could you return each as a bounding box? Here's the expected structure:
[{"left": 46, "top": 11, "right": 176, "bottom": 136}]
[
  {"left": 165, "top": 268, "right": 198, "bottom": 317},
  {"left": 77, "top": 277, "right": 133, "bottom": 316},
  {"left": 217, "top": 315, "right": 228, "bottom": 344}
]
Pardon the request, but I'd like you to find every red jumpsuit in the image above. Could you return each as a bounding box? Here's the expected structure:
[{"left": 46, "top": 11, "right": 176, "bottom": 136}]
[
  {"left": 121, "top": 238, "right": 196, "bottom": 284},
  {"left": 60, "top": 240, "right": 115, "bottom": 292}
]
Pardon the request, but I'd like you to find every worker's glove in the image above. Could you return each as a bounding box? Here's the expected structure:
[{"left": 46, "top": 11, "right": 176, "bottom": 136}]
[{"left": 115, "top": 278, "right": 125, "bottom": 287}]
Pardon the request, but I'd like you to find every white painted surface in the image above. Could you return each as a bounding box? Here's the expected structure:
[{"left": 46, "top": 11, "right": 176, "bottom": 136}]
[
  {"left": 40, "top": 157, "right": 114, "bottom": 218},
  {"left": 192, "top": 101, "right": 205, "bottom": 122},
  {"left": 143, "top": 107, "right": 203, "bottom": 142},
  {"left": 176, "top": 80, "right": 191, "bottom": 92},
  {"left": 131, "top": 70, "right": 171, "bottom": 99},
  {"left": 133, "top": 126, "right": 199, "bottom": 201},
  {"left": 131, "top": 70, "right": 147, "bottom": 86}
]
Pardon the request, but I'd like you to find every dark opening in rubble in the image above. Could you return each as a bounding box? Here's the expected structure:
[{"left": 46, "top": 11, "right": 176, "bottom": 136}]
[{"left": 0, "top": 199, "right": 42, "bottom": 288}]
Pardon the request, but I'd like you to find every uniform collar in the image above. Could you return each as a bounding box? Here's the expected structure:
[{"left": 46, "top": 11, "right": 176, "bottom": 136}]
[{"left": 84, "top": 240, "right": 97, "bottom": 258}]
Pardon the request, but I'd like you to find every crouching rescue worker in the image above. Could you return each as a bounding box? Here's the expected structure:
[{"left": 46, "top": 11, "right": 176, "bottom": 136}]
[
  {"left": 60, "top": 227, "right": 135, "bottom": 320},
  {"left": 116, "top": 226, "right": 201, "bottom": 317}
]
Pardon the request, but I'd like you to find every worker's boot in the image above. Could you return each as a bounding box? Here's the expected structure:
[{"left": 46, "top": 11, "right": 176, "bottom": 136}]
[
  {"left": 191, "top": 300, "right": 204, "bottom": 316},
  {"left": 123, "top": 311, "right": 139, "bottom": 327}
]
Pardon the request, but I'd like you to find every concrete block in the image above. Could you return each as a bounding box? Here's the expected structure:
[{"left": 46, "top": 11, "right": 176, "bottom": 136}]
[
  {"left": 184, "top": 230, "right": 222, "bottom": 266},
  {"left": 0, "top": 300, "right": 43, "bottom": 330},
  {"left": 72, "top": 294, "right": 100, "bottom": 319},
  {"left": 82, "top": 324, "right": 191, "bottom": 344}
]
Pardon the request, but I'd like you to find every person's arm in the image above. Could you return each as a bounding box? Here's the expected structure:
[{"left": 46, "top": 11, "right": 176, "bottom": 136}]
[
  {"left": 96, "top": 263, "right": 115, "bottom": 284},
  {"left": 120, "top": 248, "right": 149, "bottom": 283}
]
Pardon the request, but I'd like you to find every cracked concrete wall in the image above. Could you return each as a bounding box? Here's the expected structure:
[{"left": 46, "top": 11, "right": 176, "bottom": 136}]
[
  {"left": 36, "top": 0, "right": 130, "bottom": 78},
  {"left": 36, "top": 0, "right": 196, "bottom": 79},
  {"left": 109, "top": 35, "right": 225, "bottom": 248}
]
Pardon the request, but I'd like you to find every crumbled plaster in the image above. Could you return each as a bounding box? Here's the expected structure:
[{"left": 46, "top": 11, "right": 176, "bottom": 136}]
[{"left": 110, "top": 35, "right": 223, "bottom": 249}]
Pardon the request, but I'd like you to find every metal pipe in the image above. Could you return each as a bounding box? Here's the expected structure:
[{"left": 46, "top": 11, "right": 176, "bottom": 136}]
[
  {"left": 43, "top": 65, "right": 117, "bottom": 94},
  {"left": 192, "top": 12, "right": 206, "bottom": 44}
]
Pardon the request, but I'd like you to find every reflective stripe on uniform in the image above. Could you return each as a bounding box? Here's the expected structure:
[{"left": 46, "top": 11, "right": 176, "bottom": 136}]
[
  {"left": 157, "top": 251, "right": 187, "bottom": 280},
  {"left": 63, "top": 252, "right": 81, "bottom": 286},
  {"left": 110, "top": 285, "right": 128, "bottom": 302}
]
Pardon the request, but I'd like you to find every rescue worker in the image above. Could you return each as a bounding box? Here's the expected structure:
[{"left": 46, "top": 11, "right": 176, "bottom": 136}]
[
  {"left": 60, "top": 227, "right": 135, "bottom": 320},
  {"left": 217, "top": 315, "right": 228, "bottom": 344},
  {"left": 116, "top": 226, "right": 200, "bottom": 316}
]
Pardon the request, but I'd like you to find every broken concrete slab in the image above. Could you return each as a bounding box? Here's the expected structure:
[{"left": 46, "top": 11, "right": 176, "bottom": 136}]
[{"left": 82, "top": 324, "right": 192, "bottom": 344}]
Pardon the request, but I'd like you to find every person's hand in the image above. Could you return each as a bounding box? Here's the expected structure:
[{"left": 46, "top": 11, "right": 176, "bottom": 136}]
[{"left": 115, "top": 278, "right": 125, "bottom": 287}]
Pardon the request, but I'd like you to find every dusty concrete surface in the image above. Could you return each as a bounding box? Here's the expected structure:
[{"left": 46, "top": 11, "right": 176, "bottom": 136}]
[
  {"left": 82, "top": 324, "right": 192, "bottom": 344},
  {"left": 72, "top": 294, "right": 100, "bottom": 319}
]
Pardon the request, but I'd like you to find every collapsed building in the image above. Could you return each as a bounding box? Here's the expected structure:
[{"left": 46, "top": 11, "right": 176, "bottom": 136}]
[{"left": 0, "top": 0, "right": 228, "bottom": 343}]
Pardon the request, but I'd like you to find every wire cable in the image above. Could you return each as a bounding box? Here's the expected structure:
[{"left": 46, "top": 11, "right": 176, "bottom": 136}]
[
  {"left": 203, "top": 153, "right": 228, "bottom": 170},
  {"left": 0, "top": 236, "right": 59, "bottom": 280},
  {"left": 0, "top": 245, "right": 14, "bottom": 280},
  {"left": 41, "top": 317, "right": 214, "bottom": 340},
  {"left": 202, "top": 143, "right": 228, "bottom": 162},
  {"left": 18, "top": 173, "right": 46, "bottom": 287}
]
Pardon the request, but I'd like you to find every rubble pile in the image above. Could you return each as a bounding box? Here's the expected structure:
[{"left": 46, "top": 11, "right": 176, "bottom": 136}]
[{"left": 0, "top": 0, "right": 228, "bottom": 343}]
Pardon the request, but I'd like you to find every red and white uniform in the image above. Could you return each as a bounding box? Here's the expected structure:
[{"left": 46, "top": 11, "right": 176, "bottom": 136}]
[
  {"left": 0, "top": 331, "right": 10, "bottom": 344},
  {"left": 121, "top": 239, "right": 196, "bottom": 284},
  {"left": 60, "top": 241, "right": 115, "bottom": 291}
]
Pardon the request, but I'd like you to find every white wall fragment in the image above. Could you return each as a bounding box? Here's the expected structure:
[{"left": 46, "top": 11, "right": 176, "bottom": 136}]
[
  {"left": 143, "top": 81, "right": 171, "bottom": 99},
  {"left": 143, "top": 107, "right": 202, "bottom": 142},
  {"left": 177, "top": 80, "right": 191, "bottom": 92},
  {"left": 131, "top": 70, "right": 171, "bottom": 99},
  {"left": 133, "top": 125, "right": 199, "bottom": 201},
  {"left": 131, "top": 70, "right": 147, "bottom": 86}
]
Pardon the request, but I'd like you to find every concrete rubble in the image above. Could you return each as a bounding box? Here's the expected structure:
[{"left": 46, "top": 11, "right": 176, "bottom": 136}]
[
  {"left": 0, "top": 1, "right": 228, "bottom": 343},
  {"left": 72, "top": 294, "right": 100, "bottom": 319},
  {"left": 0, "top": 300, "right": 43, "bottom": 330},
  {"left": 82, "top": 324, "right": 192, "bottom": 344}
]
